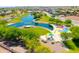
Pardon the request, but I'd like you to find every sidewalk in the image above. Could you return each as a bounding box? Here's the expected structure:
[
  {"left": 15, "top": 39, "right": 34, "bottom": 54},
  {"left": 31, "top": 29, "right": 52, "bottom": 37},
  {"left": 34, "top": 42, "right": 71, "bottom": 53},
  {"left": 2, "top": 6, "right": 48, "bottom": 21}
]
[
  {"left": 0, "top": 47, "right": 11, "bottom": 53},
  {"left": 41, "top": 41, "right": 67, "bottom": 53}
]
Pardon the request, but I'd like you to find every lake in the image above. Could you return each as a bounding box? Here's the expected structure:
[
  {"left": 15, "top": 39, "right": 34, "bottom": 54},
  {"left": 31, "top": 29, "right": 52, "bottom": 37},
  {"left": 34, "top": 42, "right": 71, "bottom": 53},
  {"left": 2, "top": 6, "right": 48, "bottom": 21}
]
[{"left": 9, "top": 14, "right": 53, "bottom": 30}]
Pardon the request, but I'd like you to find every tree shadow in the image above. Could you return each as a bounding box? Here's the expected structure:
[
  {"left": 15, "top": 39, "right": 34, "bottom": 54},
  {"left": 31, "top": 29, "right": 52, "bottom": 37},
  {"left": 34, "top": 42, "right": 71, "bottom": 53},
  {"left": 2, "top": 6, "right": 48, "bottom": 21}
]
[
  {"left": 73, "top": 38, "right": 79, "bottom": 47},
  {"left": 3, "top": 40, "right": 25, "bottom": 48}
]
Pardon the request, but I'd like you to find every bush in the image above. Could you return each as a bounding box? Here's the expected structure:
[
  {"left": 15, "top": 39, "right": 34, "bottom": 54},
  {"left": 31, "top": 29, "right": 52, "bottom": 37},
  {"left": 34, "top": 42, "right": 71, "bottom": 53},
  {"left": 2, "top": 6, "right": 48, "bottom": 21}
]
[
  {"left": 64, "top": 19, "right": 72, "bottom": 24},
  {"left": 72, "top": 38, "right": 79, "bottom": 47},
  {"left": 49, "top": 18, "right": 64, "bottom": 26},
  {"left": 70, "top": 26, "right": 79, "bottom": 39},
  {"left": 64, "top": 19, "right": 72, "bottom": 27},
  {"left": 35, "top": 45, "right": 52, "bottom": 53},
  {"left": 0, "top": 20, "right": 7, "bottom": 27},
  {"left": 63, "top": 40, "right": 77, "bottom": 50}
]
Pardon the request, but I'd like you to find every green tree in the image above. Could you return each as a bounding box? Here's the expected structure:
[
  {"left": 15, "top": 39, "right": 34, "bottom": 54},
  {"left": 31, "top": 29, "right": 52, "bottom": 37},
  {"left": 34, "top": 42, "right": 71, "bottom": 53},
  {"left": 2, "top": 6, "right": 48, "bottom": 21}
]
[
  {"left": 63, "top": 40, "right": 77, "bottom": 50},
  {"left": 49, "top": 18, "right": 64, "bottom": 26},
  {"left": 0, "top": 27, "right": 22, "bottom": 41},
  {"left": 61, "top": 32, "right": 77, "bottom": 50},
  {"left": 70, "top": 26, "right": 79, "bottom": 39},
  {"left": 0, "top": 27, "right": 6, "bottom": 40},
  {"left": 22, "top": 31, "right": 40, "bottom": 52},
  {"left": 32, "top": 12, "right": 42, "bottom": 19},
  {"left": 70, "top": 26, "right": 79, "bottom": 47},
  {"left": 4, "top": 27, "right": 22, "bottom": 41},
  {"left": 64, "top": 19, "right": 72, "bottom": 27},
  {"left": 61, "top": 32, "right": 72, "bottom": 40}
]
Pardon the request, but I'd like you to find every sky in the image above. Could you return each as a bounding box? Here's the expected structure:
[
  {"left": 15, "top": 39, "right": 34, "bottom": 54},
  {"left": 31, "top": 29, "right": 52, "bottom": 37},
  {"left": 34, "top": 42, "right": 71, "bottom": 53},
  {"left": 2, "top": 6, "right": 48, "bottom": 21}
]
[{"left": 0, "top": 0, "right": 76, "bottom": 7}]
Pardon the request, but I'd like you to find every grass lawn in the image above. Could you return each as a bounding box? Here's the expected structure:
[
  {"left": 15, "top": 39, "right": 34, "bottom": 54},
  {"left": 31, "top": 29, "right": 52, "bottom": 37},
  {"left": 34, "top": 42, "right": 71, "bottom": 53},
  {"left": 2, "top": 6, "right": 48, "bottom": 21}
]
[
  {"left": 9, "top": 13, "right": 29, "bottom": 23},
  {"left": 0, "top": 16, "right": 3, "bottom": 19},
  {"left": 9, "top": 17, "right": 22, "bottom": 23},
  {"left": 24, "top": 26, "right": 50, "bottom": 36},
  {"left": 37, "top": 15, "right": 51, "bottom": 23}
]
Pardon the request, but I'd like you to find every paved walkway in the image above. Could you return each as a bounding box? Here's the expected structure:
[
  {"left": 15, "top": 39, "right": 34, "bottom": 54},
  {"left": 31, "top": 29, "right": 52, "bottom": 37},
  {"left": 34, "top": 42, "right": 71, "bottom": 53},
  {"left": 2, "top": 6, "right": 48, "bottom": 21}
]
[
  {"left": 0, "top": 41, "right": 27, "bottom": 53},
  {"left": 0, "top": 46, "right": 11, "bottom": 53},
  {"left": 41, "top": 41, "right": 67, "bottom": 53}
]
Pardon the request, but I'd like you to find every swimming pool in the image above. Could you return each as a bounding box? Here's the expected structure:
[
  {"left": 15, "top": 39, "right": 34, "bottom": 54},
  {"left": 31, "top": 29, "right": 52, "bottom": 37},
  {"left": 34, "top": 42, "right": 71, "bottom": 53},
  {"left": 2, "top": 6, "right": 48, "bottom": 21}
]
[
  {"left": 63, "top": 28, "right": 69, "bottom": 32},
  {"left": 59, "top": 27, "right": 69, "bottom": 32},
  {"left": 9, "top": 14, "right": 53, "bottom": 30}
]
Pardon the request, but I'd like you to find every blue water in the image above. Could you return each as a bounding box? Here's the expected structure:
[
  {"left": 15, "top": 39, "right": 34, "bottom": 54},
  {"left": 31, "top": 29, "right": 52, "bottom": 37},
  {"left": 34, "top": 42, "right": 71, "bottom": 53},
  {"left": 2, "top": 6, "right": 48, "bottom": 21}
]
[
  {"left": 9, "top": 14, "right": 53, "bottom": 30},
  {"left": 63, "top": 28, "right": 69, "bottom": 32},
  {"left": 59, "top": 27, "right": 69, "bottom": 32}
]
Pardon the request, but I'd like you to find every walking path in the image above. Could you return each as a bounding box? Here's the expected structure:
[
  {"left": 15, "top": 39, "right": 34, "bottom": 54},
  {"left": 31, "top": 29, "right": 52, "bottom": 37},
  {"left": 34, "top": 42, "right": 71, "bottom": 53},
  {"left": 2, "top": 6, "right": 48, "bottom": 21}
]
[
  {"left": 0, "top": 46, "right": 11, "bottom": 53},
  {"left": 41, "top": 41, "right": 67, "bottom": 53},
  {"left": 0, "top": 42, "right": 27, "bottom": 53},
  {"left": 51, "top": 24, "right": 63, "bottom": 42}
]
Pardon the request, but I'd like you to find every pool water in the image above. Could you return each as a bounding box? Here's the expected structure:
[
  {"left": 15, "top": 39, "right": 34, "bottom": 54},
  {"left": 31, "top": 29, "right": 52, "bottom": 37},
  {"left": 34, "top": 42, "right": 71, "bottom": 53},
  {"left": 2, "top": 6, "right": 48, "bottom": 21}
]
[
  {"left": 59, "top": 27, "right": 69, "bottom": 32},
  {"left": 63, "top": 28, "right": 68, "bottom": 32},
  {"left": 9, "top": 14, "right": 53, "bottom": 30}
]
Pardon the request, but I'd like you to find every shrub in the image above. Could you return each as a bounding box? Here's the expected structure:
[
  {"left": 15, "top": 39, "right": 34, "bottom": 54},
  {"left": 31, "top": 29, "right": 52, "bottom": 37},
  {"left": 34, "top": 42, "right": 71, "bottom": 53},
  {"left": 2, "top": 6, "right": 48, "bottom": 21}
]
[
  {"left": 63, "top": 40, "right": 77, "bottom": 50},
  {"left": 35, "top": 45, "right": 52, "bottom": 53},
  {"left": 64, "top": 19, "right": 72, "bottom": 27}
]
